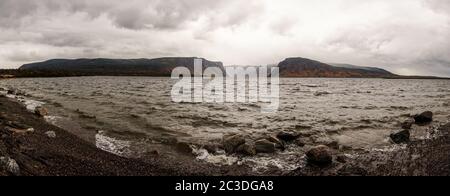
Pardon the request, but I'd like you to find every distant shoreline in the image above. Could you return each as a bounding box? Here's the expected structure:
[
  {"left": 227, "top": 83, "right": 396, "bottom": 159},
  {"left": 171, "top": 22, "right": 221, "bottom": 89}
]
[
  {"left": 1, "top": 69, "right": 449, "bottom": 80},
  {"left": 2, "top": 56, "right": 449, "bottom": 79}
]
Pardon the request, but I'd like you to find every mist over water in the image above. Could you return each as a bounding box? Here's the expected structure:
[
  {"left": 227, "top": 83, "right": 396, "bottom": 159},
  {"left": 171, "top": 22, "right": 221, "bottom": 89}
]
[{"left": 1, "top": 77, "right": 449, "bottom": 171}]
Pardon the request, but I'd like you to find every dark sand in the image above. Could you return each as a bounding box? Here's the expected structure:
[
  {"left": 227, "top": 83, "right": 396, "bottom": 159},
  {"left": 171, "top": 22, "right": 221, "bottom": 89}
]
[{"left": 0, "top": 95, "right": 449, "bottom": 176}]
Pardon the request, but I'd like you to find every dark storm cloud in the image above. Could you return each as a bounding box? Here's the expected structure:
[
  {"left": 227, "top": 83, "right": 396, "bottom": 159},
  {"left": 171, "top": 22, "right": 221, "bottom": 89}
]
[{"left": 0, "top": 0, "right": 251, "bottom": 30}]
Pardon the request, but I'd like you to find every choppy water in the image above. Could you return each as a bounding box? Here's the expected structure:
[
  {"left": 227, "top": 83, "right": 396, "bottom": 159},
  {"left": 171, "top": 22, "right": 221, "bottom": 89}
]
[{"left": 1, "top": 77, "right": 449, "bottom": 172}]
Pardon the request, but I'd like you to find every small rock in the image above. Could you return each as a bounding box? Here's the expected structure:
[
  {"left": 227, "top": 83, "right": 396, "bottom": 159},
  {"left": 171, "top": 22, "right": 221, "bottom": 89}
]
[
  {"left": 35, "top": 106, "right": 48, "bottom": 117},
  {"left": 6, "top": 88, "right": 25, "bottom": 96},
  {"left": 255, "top": 139, "right": 276, "bottom": 153},
  {"left": 390, "top": 130, "right": 410, "bottom": 144},
  {"left": 414, "top": 111, "right": 433, "bottom": 124},
  {"left": 176, "top": 142, "right": 193, "bottom": 154},
  {"left": 236, "top": 142, "right": 257, "bottom": 156},
  {"left": 336, "top": 155, "right": 347, "bottom": 163},
  {"left": 276, "top": 131, "right": 299, "bottom": 142},
  {"left": 223, "top": 134, "right": 246, "bottom": 153},
  {"left": 148, "top": 150, "right": 160, "bottom": 156},
  {"left": 306, "top": 145, "right": 333, "bottom": 166},
  {"left": 401, "top": 119, "right": 415, "bottom": 130},
  {"left": 0, "top": 157, "right": 20, "bottom": 176},
  {"left": 266, "top": 136, "right": 285, "bottom": 150},
  {"left": 45, "top": 131, "right": 56, "bottom": 138}
]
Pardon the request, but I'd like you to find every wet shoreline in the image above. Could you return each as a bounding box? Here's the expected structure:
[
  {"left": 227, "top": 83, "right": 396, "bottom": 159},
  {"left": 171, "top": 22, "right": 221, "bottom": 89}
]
[{"left": 0, "top": 96, "right": 254, "bottom": 176}]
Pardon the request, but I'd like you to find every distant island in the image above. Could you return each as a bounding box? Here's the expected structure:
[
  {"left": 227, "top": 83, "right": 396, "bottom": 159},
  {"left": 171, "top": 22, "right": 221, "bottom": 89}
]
[
  {"left": 16, "top": 57, "right": 225, "bottom": 77},
  {"left": 278, "top": 57, "right": 396, "bottom": 78},
  {"left": 0, "top": 57, "right": 447, "bottom": 79}
]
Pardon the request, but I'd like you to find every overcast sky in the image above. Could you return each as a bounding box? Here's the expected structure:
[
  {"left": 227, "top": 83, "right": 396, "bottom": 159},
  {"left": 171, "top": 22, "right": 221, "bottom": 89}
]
[{"left": 0, "top": 0, "right": 449, "bottom": 76}]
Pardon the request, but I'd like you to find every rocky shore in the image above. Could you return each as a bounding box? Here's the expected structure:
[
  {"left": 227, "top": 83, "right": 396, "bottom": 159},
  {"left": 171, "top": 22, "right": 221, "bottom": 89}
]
[
  {"left": 0, "top": 87, "right": 449, "bottom": 176},
  {"left": 289, "top": 122, "right": 450, "bottom": 176},
  {"left": 218, "top": 115, "right": 449, "bottom": 176},
  {"left": 0, "top": 95, "right": 254, "bottom": 176}
]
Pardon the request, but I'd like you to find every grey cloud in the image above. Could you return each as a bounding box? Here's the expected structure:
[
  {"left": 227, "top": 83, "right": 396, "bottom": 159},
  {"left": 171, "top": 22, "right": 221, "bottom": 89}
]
[
  {"left": 0, "top": 0, "right": 449, "bottom": 77},
  {"left": 5, "top": 50, "right": 42, "bottom": 62},
  {"left": 326, "top": 30, "right": 393, "bottom": 54},
  {"left": 413, "top": 43, "right": 450, "bottom": 76},
  {"left": 269, "top": 17, "right": 298, "bottom": 36},
  {"left": 424, "top": 0, "right": 450, "bottom": 14},
  {"left": 0, "top": 0, "right": 245, "bottom": 30},
  {"left": 108, "top": 0, "right": 263, "bottom": 30},
  {"left": 37, "top": 32, "right": 98, "bottom": 48}
]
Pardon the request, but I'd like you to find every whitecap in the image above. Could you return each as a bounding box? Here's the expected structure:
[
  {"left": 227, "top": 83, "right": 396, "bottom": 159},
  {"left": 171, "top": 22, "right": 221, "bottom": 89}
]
[
  {"left": 5, "top": 94, "right": 16, "bottom": 99},
  {"left": 95, "top": 131, "right": 132, "bottom": 157},
  {"left": 193, "top": 148, "right": 238, "bottom": 166},
  {"left": 23, "top": 99, "right": 45, "bottom": 111},
  {"left": 371, "top": 144, "right": 407, "bottom": 152},
  {"left": 44, "top": 116, "right": 62, "bottom": 125},
  {"left": 240, "top": 155, "right": 302, "bottom": 172}
]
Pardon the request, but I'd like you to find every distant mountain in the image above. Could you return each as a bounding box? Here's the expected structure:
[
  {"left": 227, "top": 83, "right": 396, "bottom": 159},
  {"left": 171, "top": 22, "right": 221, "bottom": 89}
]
[
  {"left": 10, "top": 56, "right": 448, "bottom": 79},
  {"left": 278, "top": 57, "right": 397, "bottom": 78},
  {"left": 19, "top": 57, "right": 224, "bottom": 77}
]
